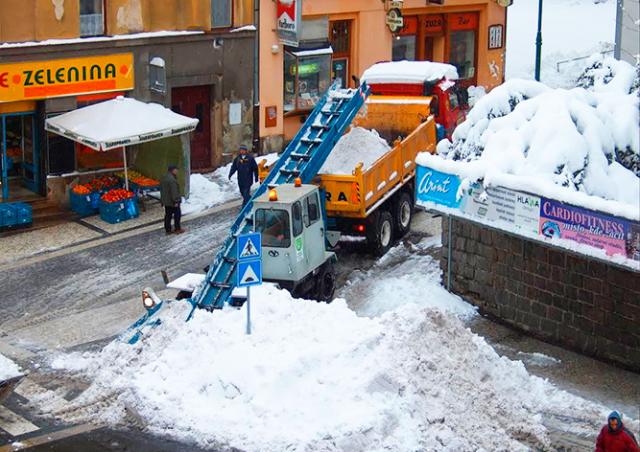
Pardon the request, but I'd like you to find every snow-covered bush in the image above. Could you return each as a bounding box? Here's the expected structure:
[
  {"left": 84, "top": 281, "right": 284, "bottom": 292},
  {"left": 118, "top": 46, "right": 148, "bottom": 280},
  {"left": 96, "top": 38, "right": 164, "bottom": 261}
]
[{"left": 437, "top": 56, "right": 640, "bottom": 207}]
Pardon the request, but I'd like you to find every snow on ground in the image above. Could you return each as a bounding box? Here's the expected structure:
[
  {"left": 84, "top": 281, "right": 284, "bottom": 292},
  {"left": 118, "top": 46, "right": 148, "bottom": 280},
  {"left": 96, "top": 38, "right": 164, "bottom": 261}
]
[
  {"left": 46, "top": 249, "right": 629, "bottom": 452},
  {"left": 0, "top": 353, "right": 22, "bottom": 380},
  {"left": 320, "top": 127, "right": 390, "bottom": 175},
  {"left": 506, "top": 0, "right": 617, "bottom": 87},
  {"left": 182, "top": 153, "right": 279, "bottom": 215},
  {"left": 431, "top": 60, "right": 640, "bottom": 215}
]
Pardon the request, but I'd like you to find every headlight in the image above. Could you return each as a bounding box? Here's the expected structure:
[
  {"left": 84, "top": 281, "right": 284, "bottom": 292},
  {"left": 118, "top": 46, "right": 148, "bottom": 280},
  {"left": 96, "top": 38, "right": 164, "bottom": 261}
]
[{"left": 142, "top": 288, "right": 158, "bottom": 310}]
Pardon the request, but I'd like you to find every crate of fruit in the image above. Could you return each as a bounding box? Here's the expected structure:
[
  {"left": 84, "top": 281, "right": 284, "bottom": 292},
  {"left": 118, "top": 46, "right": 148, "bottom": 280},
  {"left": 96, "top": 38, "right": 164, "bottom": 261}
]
[
  {"left": 70, "top": 186, "right": 100, "bottom": 217},
  {"left": 99, "top": 189, "right": 139, "bottom": 224}
]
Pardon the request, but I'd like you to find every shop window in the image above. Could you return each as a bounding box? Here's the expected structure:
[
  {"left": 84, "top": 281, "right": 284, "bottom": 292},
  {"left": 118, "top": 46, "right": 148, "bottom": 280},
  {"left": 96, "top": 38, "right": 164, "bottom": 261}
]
[
  {"left": 149, "top": 57, "right": 167, "bottom": 94},
  {"left": 80, "top": 0, "right": 104, "bottom": 37},
  {"left": 284, "top": 49, "right": 332, "bottom": 113},
  {"left": 212, "top": 0, "right": 232, "bottom": 28},
  {"left": 449, "top": 31, "right": 476, "bottom": 80},
  {"left": 392, "top": 35, "right": 416, "bottom": 61},
  {"left": 46, "top": 131, "right": 75, "bottom": 175}
]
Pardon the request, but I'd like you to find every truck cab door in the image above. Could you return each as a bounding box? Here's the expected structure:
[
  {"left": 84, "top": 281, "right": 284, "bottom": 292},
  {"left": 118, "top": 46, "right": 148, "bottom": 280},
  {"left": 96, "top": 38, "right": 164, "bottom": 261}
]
[{"left": 300, "top": 191, "right": 326, "bottom": 272}]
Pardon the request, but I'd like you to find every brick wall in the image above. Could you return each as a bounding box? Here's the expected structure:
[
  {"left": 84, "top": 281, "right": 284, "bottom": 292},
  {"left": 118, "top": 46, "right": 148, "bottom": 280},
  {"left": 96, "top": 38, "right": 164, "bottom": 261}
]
[{"left": 440, "top": 216, "right": 640, "bottom": 372}]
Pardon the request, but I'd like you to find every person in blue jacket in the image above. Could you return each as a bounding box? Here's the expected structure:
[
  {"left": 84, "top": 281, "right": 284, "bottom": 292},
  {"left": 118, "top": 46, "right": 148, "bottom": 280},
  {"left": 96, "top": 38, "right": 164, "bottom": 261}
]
[{"left": 228, "top": 144, "right": 259, "bottom": 207}]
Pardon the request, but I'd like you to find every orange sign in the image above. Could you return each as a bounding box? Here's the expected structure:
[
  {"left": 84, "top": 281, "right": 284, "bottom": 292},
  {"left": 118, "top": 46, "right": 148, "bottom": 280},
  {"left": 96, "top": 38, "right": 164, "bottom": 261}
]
[
  {"left": 424, "top": 14, "right": 444, "bottom": 34},
  {"left": 0, "top": 53, "right": 134, "bottom": 103},
  {"left": 448, "top": 13, "right": 479, "bottom": 31}
]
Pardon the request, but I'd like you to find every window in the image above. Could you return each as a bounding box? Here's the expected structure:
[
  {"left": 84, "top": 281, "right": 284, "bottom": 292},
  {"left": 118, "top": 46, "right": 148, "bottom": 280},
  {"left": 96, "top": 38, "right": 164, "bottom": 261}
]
[
  {"left": 80, "top": 0, "right": 104, "bottom": 37},
  {"left": 392, "top": 35, "right": 416, "bottom": 61},
  {"left": 284, "top": 50, "right": 332, "bottom": 112},
  {"left": 292, "top": 201, "right": 303, "bottom": 237},
  {"left": 449, "top": 31, "right": 476, "bottom": 80},
  {"left": 212, "top": 0, "right": 232, "bottom": 28},
  {"left": 448, "top": 92, "right": 459, "bottom": 110},
  {"left": 330, "top": 20, "right": 351, "bottom": 88},
  {"left": 255, "top": 209, "right": 291, "bottom": 248},
  {"left": 149, "top": 57, "right": 167, "bottom": 94},
  {"left": 304, "top": 193, "right": 320, "bottom": 227}
]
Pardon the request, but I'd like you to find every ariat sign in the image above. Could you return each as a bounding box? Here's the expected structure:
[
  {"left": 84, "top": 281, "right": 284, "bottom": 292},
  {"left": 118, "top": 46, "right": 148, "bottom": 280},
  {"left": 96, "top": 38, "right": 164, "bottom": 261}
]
[
  {"left": 276, "top": 0, "right": 301, "bottom": 46},
  {"left": 0, "top": 54, "right": 134, "bottom": 103}
]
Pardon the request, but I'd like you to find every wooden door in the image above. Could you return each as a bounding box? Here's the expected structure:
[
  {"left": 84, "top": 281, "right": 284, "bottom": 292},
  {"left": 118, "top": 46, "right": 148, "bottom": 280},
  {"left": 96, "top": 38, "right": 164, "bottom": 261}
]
[{"left": 172, "top": 85, "right": 212, "bottom": 171}]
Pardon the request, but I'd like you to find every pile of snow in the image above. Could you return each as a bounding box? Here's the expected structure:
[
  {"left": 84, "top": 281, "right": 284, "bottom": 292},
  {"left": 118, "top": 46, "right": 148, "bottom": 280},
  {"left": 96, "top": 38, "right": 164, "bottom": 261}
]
[
  {"left": 361, "top": 60, "right": 458, "bottom": 84},
  {"left": 320, "top": 127, "right": 391, "bottom": 175},
  {"left": 0, "top": 353, "right": 22, "bottom": 380},
  {"left": 182, "top": 153, "right": 279, "bottom": 215},
  {"left": 506, "top": 0, "right": 617, "bottom": 88},
  {"left": 432, "top": 61, "right": 640, "bottom": 214},
  {"left": 48, "top": 280, "right": 622, "bottom": 451}
]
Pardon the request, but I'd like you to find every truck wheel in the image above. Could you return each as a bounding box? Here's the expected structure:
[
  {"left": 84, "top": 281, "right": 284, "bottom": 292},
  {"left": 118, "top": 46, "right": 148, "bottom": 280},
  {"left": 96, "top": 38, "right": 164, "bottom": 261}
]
[
  {"left": 367, "top": 210, "right": 394, "bottom": 256},
  {"left": 394, "top": 191, "right": 413, "bottom": 238},
  {"left": 315, "top": 262, "right": 336, "bottom": 302}
]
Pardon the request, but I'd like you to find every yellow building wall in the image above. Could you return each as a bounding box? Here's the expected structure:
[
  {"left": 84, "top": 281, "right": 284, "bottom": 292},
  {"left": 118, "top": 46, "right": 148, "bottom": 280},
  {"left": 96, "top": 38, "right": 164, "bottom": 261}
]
[
  {"left": 258, "top": 0, "right": 284, "bottom": 139},
  {"left": 234, "top": 0, "right": 255, "bottom": 27},
  {"left": 107, "top": 0, "right": 146, "bottom": 35}
]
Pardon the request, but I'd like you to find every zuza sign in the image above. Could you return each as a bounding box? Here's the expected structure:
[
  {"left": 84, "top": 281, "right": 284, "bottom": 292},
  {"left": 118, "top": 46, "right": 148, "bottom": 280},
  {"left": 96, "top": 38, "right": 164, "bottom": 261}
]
[{"left": 277, "top": 0, "right": 301, "bottom": 46}]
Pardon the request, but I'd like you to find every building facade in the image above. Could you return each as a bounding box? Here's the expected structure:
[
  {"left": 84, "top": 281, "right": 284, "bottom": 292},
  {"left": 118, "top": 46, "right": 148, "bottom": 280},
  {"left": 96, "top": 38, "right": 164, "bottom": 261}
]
[
  {"left": 615, "top": 0, "right": 640, "bottom": 65},
  {"left": 0, "top": 0, "right": 256, "bottom": 204},
  {"left": 258, "top": 0, "right": 509, "bottom": 152}
]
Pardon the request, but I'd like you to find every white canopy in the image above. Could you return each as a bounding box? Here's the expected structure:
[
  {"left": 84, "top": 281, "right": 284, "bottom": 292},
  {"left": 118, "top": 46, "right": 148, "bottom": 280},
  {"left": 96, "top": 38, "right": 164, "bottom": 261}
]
[{"left": 45, "top": 96, "right": 198, "bottom": 151}]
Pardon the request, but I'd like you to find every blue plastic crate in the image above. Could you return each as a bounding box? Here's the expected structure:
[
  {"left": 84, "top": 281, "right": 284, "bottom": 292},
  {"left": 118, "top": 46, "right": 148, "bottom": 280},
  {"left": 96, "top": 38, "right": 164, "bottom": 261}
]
[
  {"left": 70, "top": 191, "right": 99, "bottom": 217},
  {"left": 0, "top": 205, "right": 16, "bottom": 228},
  {"left": 99, "top": 198, "right": 139, "bottom": 224},
  {"left": 12, "top": 202, "right": 32, "bottom": 225}
]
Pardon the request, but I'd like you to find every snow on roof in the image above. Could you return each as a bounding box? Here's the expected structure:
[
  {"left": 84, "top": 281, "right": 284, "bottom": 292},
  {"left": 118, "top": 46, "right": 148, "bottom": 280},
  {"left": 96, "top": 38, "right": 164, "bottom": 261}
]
[
  {"left": 45, "top": 97, "right": 198, "bottom": 151},
  {"left": 0, "top": 30, "right": 204, "bottom": 49},
  {"left": 291, "top": 46, "right": 333, "bottom": 57},
  {"left": 429, "top": 58, "right": 640, "bottom": 218},
  {"left": 230, "top": 25, "right": 257, "bottom": 33},
  {"left": 361, "top": 60, "right": 459, "bottom": 85}
]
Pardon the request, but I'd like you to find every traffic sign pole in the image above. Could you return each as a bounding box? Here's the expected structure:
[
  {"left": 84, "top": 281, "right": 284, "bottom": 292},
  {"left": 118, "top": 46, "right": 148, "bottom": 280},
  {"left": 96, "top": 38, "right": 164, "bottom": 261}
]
[{"left": 246, "top": 287, "right": 251, "bottom": 335}]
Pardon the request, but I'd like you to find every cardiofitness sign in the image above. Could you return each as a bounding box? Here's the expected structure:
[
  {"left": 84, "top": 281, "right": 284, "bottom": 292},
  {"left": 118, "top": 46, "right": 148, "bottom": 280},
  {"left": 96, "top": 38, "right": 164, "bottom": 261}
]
[
  {"left": 0, "top": 53, "right": 134, "bottom": 103},
  {"left": 416, "top": 164, "right": 640, "bottom": 267}
]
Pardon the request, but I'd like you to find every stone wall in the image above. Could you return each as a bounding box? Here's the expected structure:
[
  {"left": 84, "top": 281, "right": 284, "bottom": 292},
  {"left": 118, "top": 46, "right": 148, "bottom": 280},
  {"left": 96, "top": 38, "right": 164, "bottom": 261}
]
[{"left": 440, "top": 216, "right": 640, "bottom": 372}]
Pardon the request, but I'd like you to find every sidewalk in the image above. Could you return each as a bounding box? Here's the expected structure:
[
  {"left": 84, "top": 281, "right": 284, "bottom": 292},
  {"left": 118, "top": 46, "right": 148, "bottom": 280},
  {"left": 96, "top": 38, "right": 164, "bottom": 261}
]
[{"left": 0, "top": 198, "right": 241, "bottom": 269}]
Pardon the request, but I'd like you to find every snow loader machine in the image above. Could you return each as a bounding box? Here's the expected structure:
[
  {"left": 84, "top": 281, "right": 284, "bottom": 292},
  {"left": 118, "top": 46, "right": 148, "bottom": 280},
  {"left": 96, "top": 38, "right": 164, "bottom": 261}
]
[{"left": 125, "top": 70, "right": 439, "bottom": 343}]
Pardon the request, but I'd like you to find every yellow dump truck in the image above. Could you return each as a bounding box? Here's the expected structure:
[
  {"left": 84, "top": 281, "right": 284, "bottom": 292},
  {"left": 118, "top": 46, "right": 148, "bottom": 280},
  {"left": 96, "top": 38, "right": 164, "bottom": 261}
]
[{"left": 259, "top": 95, "right": 437, "bottom": 255}]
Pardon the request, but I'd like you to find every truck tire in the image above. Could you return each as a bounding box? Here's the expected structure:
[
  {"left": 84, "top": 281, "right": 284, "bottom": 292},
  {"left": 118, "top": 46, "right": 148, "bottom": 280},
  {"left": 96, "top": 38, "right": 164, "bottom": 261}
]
[
  {"left": 394, "top": 191, "right": 413, "bottom": 238},
  {"left": 314, "top": 262, "right": 336, "bottom": 302},
  {"left": 367, "top": 210, "right": 394, "bottom": 256}
]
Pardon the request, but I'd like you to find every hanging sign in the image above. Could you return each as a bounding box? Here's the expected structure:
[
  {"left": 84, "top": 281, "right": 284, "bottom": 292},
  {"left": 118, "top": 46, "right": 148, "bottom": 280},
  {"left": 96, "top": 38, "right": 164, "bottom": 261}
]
[
  {"left": 386, "top": 9, "right": 404, "bottom": 33},
  {"left": 0, "top": 53, "right": 134, "bottom": 103},
  {"left": 276, "top": 0, "right": 302, "bottom": 47}
]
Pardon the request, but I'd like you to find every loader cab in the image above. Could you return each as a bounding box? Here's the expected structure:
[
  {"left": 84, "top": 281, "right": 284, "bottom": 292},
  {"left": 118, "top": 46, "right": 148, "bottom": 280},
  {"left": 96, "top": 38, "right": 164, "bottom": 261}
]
[{"left": 253, "top": 183, "right": 336, "bottom": 300}]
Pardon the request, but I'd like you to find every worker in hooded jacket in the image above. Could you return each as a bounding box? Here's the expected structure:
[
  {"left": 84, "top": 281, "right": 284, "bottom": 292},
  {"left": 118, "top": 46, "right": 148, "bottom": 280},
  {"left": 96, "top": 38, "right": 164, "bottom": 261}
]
[
  {"left": 595, "top": 411, "right": 639, "bottom": 452},
  {"left": 228, "top": 144, "right": 258, "bottom": 207}
]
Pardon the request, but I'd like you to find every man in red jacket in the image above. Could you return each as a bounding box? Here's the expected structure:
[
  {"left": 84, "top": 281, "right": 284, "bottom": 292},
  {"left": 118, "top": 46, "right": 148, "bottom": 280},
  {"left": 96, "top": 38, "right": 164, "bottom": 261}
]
[{"left": 595, "top": 411, "right": 639, "bottom": 452}]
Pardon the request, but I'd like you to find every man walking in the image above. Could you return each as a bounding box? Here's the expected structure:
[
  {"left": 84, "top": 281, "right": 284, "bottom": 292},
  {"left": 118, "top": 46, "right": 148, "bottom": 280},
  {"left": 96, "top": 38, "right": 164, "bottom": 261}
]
[
  {"left": 595, "top": 411, "right": 639, "bottom": 452},
  {"left": 160, "top": 165, "right": 184, "bottom": 235},
  {"left": 228, "top": 144, "right": 258, "bottom": 207}
]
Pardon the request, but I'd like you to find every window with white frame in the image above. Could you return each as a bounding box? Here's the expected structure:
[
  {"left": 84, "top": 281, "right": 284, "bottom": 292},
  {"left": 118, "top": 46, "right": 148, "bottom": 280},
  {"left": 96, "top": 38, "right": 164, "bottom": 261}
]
[
  {"left": 211, "top": 0, "right": 232, "bottom": 28},
  {"left": 80, "top": 0, "right": 105, "bottom": 37}
]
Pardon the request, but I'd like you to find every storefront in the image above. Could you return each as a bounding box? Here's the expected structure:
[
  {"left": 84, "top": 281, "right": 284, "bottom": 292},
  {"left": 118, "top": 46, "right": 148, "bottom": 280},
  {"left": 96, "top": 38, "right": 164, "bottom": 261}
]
[
  {"left": 259, "top": 0, "right": 508, "bottom": 149},
  {"left": 0, "top": 31, "right": 255, "bottom": 207}
]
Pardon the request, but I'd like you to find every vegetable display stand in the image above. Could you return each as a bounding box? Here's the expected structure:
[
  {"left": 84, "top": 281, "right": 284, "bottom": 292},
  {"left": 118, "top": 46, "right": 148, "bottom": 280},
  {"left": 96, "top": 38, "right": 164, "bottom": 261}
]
[
  {"left": 70, "top": 191, "right": 100, "bottom": 217},
  {"left": 99, "top": 198, "right": 139, "bottom": 224},
  {"left": 0, "top": 202, "right": 32, "bottom": 231}
]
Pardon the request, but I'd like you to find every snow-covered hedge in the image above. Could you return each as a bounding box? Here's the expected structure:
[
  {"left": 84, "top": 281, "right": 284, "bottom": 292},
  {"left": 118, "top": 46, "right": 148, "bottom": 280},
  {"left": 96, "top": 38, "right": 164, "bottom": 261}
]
[{"left": 436, "top": 56, "right": 639, "bottom": 210}]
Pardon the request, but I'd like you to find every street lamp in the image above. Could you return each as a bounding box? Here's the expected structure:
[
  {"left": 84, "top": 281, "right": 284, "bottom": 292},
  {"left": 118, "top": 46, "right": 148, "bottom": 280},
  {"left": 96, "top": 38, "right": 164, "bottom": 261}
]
[{"left": 534, "top": 0, "right": 543, "bottom": 81}]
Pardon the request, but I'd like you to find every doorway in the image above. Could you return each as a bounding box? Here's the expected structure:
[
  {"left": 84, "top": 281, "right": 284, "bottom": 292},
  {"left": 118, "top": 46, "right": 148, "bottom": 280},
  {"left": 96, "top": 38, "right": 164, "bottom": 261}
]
[
  {"left": 171, "top": 85, "right": 212, "bottom": 171},
  {"left": 1, "top": 113, "right": 40, "bottom": 201}
]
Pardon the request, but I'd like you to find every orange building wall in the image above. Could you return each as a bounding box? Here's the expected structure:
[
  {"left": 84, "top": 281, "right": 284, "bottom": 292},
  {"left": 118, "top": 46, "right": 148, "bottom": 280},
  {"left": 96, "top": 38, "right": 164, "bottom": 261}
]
[{"left": 259, "top": 0, "right": 508, "bottom": 145}]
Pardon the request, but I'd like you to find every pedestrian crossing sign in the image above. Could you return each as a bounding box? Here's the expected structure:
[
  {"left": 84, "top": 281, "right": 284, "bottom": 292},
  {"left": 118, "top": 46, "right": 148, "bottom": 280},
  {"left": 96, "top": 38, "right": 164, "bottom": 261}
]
[
  {"left": 238, "top": 232, "right": 262, "bottom": 260},
  {"left": 237, "top": 259, "right": 262, "bottom": 287}
]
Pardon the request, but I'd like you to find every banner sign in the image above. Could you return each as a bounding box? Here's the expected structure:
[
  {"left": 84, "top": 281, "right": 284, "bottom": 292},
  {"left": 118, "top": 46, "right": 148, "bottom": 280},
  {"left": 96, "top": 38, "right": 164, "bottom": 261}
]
[
  {"left": 416, "top": 164, "right": 640, "bottom": 264},
  {"left": 539, "top": 198, "right": 628, "bottom": 258},
  {"left": 0, "top": 54, "right": 134, "bottom": 103},
  {"left": 276, "top": 0, "right": 302, "bottom": 47}
]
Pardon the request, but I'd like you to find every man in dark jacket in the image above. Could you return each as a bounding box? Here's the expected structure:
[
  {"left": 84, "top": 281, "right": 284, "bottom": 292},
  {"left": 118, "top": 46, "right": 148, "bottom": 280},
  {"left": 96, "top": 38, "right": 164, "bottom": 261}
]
[
  {"left": 595, "top": 411, "right": 639, "bottom": 452},
  {"left": 228, "top": 144, "right": 258, "bottom": 207},
  {"left": 160, "top": 165, "right": 184, "bottom": 234}
]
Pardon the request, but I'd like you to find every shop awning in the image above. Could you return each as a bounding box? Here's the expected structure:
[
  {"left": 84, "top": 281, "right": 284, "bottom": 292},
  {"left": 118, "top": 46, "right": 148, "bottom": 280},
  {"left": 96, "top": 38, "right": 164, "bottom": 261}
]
[{"left": 44, "top": 96, "right": 199, "bottom": 151}]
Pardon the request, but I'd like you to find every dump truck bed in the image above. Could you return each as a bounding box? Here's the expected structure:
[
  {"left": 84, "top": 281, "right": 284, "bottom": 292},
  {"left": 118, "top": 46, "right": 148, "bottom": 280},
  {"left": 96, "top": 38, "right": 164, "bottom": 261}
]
[{"left": 258, "top": 96, "right": 437, "bottom": 220}]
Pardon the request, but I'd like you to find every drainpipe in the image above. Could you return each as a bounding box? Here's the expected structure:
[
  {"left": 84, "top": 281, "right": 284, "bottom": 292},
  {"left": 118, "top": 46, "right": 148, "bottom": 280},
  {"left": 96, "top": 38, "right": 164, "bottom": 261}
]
[
  {"left": 447, "top": 215, "right": 453, "bottom": 291},
  {"left": 253, "top": 0, "right": 260, "bottom": 153},
  {"left": 614, "top": 0, "right": 622, "bottom": 60}
]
